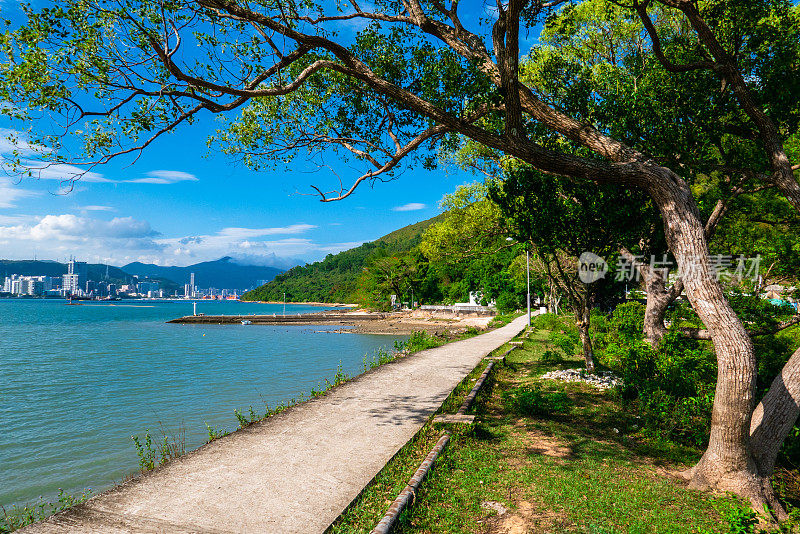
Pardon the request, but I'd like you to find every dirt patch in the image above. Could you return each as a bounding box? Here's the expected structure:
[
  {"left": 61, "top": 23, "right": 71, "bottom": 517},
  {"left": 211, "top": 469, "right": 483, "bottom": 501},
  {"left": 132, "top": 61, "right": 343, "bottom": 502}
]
[
  {"left": 510, "top": 421, "right": 573, "bottom": 460},
  {"left": 483, "top": 500, "right": 569, "bottom": 533}
]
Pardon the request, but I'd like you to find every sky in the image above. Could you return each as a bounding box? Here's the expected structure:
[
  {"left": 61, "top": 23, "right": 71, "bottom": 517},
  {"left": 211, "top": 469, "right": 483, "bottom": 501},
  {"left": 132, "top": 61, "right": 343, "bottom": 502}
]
[
  {"left": 0, "top": 122, "right": 473, "bottom": 268},
  {"left": 0, "top": 2, "right": 514, "bottom": 269}
]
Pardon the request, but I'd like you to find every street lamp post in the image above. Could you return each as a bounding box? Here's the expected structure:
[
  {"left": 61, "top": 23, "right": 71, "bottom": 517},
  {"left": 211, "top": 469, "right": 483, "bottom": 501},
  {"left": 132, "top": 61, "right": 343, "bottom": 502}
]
[
  {"left": 508, "top": 238, "right": 532, "bottom": 327},
  {"left": 526, "top": 248, "right": 531, "bottom": 327}
]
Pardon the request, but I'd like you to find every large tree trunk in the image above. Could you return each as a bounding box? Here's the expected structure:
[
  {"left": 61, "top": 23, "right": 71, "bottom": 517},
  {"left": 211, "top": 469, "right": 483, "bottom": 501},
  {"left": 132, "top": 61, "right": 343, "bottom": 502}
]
[
  {"left": 645, "top": 169, "right": 786, "bottom": 516},
  {"left": 750, "top": 347, "right": 800, "bottom": 497},
  {"left": 642, "top": 268, "right": 670, "bottom": 344}
]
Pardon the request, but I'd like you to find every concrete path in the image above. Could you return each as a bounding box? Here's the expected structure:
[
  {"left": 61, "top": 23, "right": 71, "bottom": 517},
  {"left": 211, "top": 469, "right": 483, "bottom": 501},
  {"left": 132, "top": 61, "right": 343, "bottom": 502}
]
[{"left": 22, "top": 316, "right": 527, "bottom": 534}]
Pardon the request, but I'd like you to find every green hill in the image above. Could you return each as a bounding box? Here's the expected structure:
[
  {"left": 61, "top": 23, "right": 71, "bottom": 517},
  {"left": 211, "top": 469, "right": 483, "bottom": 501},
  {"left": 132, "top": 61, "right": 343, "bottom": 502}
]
[{"left": 241, "top": 215, "right": 444, "bottom": 303}]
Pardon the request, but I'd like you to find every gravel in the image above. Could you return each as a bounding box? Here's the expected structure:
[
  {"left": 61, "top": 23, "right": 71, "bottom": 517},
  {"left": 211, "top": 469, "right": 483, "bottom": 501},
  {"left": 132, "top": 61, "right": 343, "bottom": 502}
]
[{"left": 539, "top": 368, "right": 622, "bottom": 390}]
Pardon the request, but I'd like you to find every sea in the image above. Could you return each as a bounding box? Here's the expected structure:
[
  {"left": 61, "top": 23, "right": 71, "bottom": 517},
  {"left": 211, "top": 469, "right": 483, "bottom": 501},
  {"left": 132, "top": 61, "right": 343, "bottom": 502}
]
[{"left": 0, "top": 299, "right": 405, "bottom": 508}]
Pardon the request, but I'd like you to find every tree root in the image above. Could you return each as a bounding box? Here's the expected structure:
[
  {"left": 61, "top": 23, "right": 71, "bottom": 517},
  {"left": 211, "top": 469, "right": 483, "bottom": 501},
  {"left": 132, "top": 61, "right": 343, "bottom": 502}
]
[{"left": 680, "top": 459, "right": 788, "bottom": 522}]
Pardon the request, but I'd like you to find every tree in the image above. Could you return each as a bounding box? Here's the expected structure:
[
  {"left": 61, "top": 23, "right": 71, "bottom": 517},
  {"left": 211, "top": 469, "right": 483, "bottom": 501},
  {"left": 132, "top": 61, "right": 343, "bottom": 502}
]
[
  {"left": 360, "top": 255, "right": 416, "bottom": 307},
  {"left": 3, "top": 0, "right": 800, "bottom": 516},
  {"left": 490, "top": 166, "right": 653, "bottom": 373},
  {"left": 418, "top": 182, "right": 539, "bottom": 310}
]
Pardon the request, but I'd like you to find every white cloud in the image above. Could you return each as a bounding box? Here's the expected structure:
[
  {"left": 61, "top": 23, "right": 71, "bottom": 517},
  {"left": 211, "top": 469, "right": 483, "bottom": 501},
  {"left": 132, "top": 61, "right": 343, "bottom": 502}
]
[
  {"left": 0, "top": 214, "right": 158, "bottom": 242},
  {"left": 25, "top": 162, "right": 111, "bottom": 183},
  {"left": 217, "top": 224, "right": 317, "bottom": 238},
  {"left": 392, "top": 202, "right": 426, "bottom": 212},
  {"left": 0, "top": 213, "right": 357, "bottom": 269},
  {"left": 0, "top": 214, "right": 37, "bottom": 225},
  {"left": 318, "top": 241, "right": 365, "bottom": 253},
  {"left": 126, "top": 170, "right": 198, "bottom": 185},
  {"left": 78, "top": 205, "right": 115, "bottom": 212},
  {"left": 0, "top": 178, "right": 39, "bottom": 208},
  {"left": 0, "top": 213, "right": 164, "bottom": 264}
]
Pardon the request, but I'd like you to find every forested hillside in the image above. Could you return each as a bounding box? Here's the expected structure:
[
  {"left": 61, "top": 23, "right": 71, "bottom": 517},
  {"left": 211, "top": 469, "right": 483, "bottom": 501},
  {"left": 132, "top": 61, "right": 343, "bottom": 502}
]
[{"left": 241, "top": 216, "right": 444, "bottom": 303}]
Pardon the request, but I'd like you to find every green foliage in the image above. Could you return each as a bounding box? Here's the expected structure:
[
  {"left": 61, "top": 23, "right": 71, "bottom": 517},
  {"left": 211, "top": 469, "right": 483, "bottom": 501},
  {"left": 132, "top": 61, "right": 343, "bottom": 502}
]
[
  {"left": 131, "top": 432, "right": 156, "bottom": 471},
  {"left": 495, "top": 291, "right": 523, "bottom": 314},
  {"left": 402, "top": 331, "right": 444, "bottom": 353},
  {"left": 503, "top": 384, "right": 572, "bottom": 417},
  {"left": 242, "top": 215, "right": 442, "bottom": 305},
  {"left": 131, "top": 427, "right": 186, "bottom": 472},
  {"left": 531, "top": 312, "right": 570, "bottom": 332},
  {"left": 234, "top": 406, "right": 261, "bottom": 429},
  {"left": 0, "top": 489, "right": 92, "bottom": 534},
  {"left": 549, "top": 331, "right": 577, "bottom": 356},
  {"left": 487, "top": 311, "right": 522, "bottom": 329},
  {"left": 205, "top": 423, "right": 229, "bottom": 443},
  {"left": 718, "top": 505, "right": 759, "bottom": 534},
  {"left": 594, "top": 304, "right": 718, "bottom": 447},
  {"left": 540, "top": 349, "right": 565, "bottom": 365},
  {"left": 362, "top": 347, "right": 396, "bottom": 372},
  {"left": 593, "top": 298, "right": 800, "bottom": 457}
]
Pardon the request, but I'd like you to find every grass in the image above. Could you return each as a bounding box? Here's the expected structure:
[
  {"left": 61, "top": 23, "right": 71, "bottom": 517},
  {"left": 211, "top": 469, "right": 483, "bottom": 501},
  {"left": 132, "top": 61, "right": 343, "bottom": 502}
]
[
  {"left": 329, "top": 351, "right": 501, "bottom": 533},
  {"left": 328, "top": 321, "right": 770, "bottom": 534},
  {"left": 0, "top": 490, "right": 92, "bottom": 534}
]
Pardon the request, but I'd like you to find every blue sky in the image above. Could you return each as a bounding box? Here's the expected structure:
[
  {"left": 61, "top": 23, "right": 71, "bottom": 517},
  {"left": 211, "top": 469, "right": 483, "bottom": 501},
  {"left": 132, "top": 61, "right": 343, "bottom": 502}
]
[
  {"left": 0, "top": 2, "right": 510, "bottom": 268},
  {"left": 0, "top": 118, "right": 475, "bottom": 267}
]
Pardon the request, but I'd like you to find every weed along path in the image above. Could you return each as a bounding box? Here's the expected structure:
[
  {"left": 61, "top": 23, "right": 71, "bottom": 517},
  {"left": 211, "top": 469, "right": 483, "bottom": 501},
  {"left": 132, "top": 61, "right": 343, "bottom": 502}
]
[{"left": 20, "top": 315, "right": 528, "bottom": 534}]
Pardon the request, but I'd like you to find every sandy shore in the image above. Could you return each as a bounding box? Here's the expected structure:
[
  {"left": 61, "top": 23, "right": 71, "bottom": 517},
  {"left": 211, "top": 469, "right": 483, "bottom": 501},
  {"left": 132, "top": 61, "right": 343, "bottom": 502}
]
[
  {"left": 243, "top": 300, "right": 358, "bottom": 307},
  {"left": 340, "top": 310, "right": 495, "bottom": 335},
  {"left": 171, "top": 307, "right": 496, "bottom": 335}
]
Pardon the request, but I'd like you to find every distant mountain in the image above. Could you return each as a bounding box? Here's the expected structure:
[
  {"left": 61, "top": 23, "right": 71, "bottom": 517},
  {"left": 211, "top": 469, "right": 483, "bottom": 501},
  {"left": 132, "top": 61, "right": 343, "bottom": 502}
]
[
  {"left": 241, "top": 214, "right": 444, "bottom": 303},
  {"left": 121, "top": 257, "right": 284, "bottom": 290},
  {"left": 0, "top": 260, "right": 132, "bottom": 282}
]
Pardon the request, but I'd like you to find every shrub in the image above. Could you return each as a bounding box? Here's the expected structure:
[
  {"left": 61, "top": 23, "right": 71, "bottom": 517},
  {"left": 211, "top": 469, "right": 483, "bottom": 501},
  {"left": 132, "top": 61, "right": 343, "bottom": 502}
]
[
  {"left": 403, "top": 331, "right": 444, "bottom": 353},
  {"left": 504, "top": 384, "right": 571, "bottom": 416},
  {"left": 531, "top": 313, "right": 565, "bottom": 331},
  {"left": 540, "top": 349, "right": 565, "bottom": 364},
  {"left": 495, "top": 291, "right": 522, "bottom": 314},
  {"left": 549, "top": 331, "right": 576, "bottom": 356}
]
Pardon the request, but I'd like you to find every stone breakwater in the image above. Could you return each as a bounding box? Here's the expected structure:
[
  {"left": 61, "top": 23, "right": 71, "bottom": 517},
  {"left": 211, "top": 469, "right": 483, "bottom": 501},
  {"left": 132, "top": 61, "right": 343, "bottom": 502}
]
[
  {"left": 539, "top": 369, "right": 622, "bottom": 390},
  {"left": 167, "top": 312, "right": 386, "bottom": 325}
]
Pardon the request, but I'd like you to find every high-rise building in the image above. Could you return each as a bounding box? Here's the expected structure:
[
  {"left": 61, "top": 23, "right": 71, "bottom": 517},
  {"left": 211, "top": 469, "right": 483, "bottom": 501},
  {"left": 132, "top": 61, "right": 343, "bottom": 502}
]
[
  {"left": 63, "top": 258, "right": 88, "bottom": 295},
  {"left": 184, "top": 272, "right": 196, "bottom": 298}
]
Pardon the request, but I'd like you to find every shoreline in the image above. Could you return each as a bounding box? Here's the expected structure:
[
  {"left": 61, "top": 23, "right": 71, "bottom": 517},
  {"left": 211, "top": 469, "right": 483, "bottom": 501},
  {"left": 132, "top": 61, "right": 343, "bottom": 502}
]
[
  {"left": 169, "top": 309, "right": 498, "bottom": 335},
  {"left": 241, "top": 300, "right": 359, "bottom": 307}
]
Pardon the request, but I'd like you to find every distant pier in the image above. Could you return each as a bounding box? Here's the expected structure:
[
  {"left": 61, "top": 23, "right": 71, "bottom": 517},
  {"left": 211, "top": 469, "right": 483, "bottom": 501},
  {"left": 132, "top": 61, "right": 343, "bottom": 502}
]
[{"left": 167, "top": 312, "right": 387, "bottom": 325}]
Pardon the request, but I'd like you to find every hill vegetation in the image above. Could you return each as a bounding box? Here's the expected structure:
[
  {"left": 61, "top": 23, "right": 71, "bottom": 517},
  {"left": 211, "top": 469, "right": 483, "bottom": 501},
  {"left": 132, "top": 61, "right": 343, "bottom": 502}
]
[{"left": 241, "top": 216, "right": 445, "bottom": 303}]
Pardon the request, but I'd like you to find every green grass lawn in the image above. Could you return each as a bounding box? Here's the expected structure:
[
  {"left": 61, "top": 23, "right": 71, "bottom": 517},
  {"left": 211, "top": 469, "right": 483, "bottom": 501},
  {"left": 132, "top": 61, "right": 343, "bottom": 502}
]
[{"left": 329, "top": 323, "right": 765, "bottom": 534}]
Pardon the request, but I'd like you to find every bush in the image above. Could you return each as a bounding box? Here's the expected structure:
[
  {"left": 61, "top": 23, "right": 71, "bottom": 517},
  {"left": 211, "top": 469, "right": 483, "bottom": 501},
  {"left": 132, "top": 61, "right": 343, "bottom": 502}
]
[
  {"left": 540, "top": 349, "right": 565, "bottom": 364},
  {"left": 504, "top": 384, "right": 571, "bottom": 416},
  {"left": 549, "top": 331, "right": 576, "bottom": 356},
  {"left": 495, "top": 291, "right": 522, "bottom": 314},
  {"left": 531, "top": 312, "right": 565, "bottom": 331},
  {"left": 397, "top": 331, "right": 444, "bottom": 353},
  {"left": 592, "top": 303, "right": 718, "bottom": 447}
]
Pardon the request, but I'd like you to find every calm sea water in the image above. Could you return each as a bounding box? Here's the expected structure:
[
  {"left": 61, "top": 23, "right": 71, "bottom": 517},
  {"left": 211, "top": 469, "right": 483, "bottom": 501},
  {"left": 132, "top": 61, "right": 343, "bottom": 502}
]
[{"left": 0, "top": 299, "right": 405, "bottom": 508}]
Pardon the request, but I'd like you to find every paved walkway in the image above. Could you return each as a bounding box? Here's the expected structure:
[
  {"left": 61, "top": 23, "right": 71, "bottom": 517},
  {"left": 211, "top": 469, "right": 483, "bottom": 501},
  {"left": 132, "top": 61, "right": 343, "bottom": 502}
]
[{"left": 23, "top": 316, "right": 527, "bottom": 533}]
